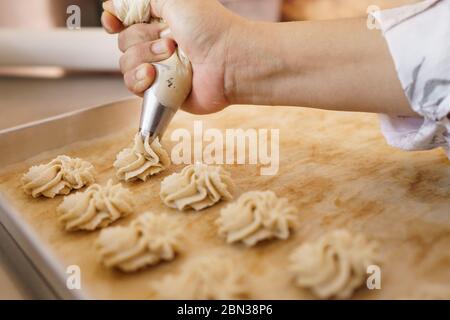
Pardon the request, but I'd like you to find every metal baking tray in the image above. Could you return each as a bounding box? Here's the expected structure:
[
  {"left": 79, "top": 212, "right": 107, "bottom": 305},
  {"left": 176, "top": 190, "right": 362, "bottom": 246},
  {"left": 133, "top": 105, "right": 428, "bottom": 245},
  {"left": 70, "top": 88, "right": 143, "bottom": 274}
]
[{"left": 0, "top": 98, "right": 141, "bottom": 299}]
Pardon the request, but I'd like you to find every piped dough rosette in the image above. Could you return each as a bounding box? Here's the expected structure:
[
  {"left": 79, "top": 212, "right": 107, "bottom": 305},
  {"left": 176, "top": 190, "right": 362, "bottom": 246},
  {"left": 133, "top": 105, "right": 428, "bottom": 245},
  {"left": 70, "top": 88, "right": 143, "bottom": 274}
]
[
  {"left": 22, "top": 155, "right": 95, "bottom": 198},
  {"left": 216, "top": 191, "right": 297, "bottom": 246},
  {"left": 289, "top": 229, "right": 380, "bottom": 299},
  {"left": 114, "top": 134, "right": 171, "bottom": 182},
  {"left": 57, "top": 180, "right": 133, "bottom": 231},
  {"left": 96, "top": 212, "right": 181, "bottom": 272},
  {"left": 150, "top": 255, "right": 249, "bottom": 299},
  {"left": 160, "top": 164, "right": 234, "bottom": 211}
]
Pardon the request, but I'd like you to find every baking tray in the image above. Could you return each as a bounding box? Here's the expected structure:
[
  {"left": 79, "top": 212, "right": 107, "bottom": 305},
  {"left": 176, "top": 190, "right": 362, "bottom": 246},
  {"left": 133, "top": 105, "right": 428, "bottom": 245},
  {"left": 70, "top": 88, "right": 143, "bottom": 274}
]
[
  {"left": 0, "top": 98, "right": 449, "bottom": 300},
  {"left": 0, "top": 98, "right": 141, "bottom": 299}
]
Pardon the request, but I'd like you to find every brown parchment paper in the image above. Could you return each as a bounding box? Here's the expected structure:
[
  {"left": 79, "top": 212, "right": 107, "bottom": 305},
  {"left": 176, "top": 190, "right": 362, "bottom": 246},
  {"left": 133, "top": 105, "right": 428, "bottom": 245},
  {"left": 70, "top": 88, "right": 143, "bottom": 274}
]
[{"left": 0, "top": 105, "right": 449, "bottom": 299}]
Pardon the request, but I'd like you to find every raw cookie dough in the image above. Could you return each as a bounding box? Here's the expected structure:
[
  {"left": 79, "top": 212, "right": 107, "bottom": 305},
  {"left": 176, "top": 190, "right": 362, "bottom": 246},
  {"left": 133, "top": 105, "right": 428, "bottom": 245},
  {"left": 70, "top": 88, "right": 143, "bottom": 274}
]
[
  {"left": 160, "top": 164, "right": 234, "bottom": 211},
  {"left": 114, "top": 134, "right": 170, "bottom": 182},
  {"left": 96, "top": 212, "right": 181, "bottom": 272},
  {"left": 217, "top": 191, "right": 297, "bottom": 246},
  {"left": 150, "top": 255, "right": 249, "bottom": 299},
  {"left": 57, "top": 179, "right": 133, "bottom": 232},
  {"left": 22, "top": 155, "right": 95, "bottom": 198},
  {"left": 289, "top": 229, "right": 380, "bottom": 299}
]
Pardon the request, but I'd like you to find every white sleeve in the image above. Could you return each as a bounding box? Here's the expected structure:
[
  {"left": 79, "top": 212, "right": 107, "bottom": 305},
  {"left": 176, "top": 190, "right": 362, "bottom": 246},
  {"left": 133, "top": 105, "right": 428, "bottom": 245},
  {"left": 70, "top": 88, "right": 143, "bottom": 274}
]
[{"left": 372, "top": 0, "right": 450, "bottom": 159}]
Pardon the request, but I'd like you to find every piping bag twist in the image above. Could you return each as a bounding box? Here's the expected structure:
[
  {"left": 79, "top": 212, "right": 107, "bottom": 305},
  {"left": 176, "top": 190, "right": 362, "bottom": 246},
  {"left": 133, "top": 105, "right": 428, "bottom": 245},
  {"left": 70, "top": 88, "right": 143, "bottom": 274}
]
[{"left": 111, "top": 0, "right": 193, "bottom": 142}]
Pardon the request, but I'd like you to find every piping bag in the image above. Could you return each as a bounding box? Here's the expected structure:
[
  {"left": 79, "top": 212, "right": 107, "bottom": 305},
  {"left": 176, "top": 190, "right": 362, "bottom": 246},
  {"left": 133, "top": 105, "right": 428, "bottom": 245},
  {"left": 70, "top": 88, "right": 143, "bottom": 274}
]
[{"left": 108, "top": 0, "right": 192, "bottom": 143}]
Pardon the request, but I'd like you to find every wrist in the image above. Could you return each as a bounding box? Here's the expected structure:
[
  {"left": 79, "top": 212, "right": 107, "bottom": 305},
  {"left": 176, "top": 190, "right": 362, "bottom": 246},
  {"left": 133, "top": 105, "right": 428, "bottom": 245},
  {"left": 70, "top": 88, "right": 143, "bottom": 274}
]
[
  {"left": 224, "top": 21, "right": 295, "bottom": 106},
  {"left": 222, "top": 19, "right": 251, "bottom": 105},
  {"left": 224, "top": 21, "right": 275, "bottom": 105}
]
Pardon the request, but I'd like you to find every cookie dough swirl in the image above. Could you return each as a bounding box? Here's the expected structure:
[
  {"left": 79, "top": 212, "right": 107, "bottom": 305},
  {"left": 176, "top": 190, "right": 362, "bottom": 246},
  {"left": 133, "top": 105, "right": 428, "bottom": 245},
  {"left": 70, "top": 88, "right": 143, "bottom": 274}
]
[
  {"left": 289, "top": 229, "right": 380, "bottom": 299},
  {"left": 96, "top": 212, "right": 181, "bottom": 272},
  {"left": 57, "top": 180, "right": 133, "bottom": 231},
  {"left": 151, "top": 255, "right": 249, "bottom": 299},
  {"left": 22, "top": 155, "right": 95, "bottom": 198},
  {"left": 160, "top": 164, "right": 234, "bottom": 211},
  {"left": 217, "top": 191, "right": 297, "bottom": 246},
  {"left": 114, "top": 134, "right": 170, "bottom": 182}
]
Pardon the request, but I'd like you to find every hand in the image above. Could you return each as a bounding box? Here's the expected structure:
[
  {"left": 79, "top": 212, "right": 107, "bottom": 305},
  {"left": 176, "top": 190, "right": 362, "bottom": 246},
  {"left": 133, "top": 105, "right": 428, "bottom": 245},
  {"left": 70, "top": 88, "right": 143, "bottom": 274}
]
[
  {"left": 102, "top": 1, "right": 415, "bottom": 117},
  {"left": 101, "top": 0, "right": 247, "bottom": 114}
]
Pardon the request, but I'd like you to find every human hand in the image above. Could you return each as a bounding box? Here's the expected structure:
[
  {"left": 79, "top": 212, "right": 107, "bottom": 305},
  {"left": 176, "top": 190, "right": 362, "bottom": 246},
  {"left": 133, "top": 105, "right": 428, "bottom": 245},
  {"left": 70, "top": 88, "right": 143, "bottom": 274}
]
[{"left": 101, "top": 0, "right": 247, "bottom": 114}]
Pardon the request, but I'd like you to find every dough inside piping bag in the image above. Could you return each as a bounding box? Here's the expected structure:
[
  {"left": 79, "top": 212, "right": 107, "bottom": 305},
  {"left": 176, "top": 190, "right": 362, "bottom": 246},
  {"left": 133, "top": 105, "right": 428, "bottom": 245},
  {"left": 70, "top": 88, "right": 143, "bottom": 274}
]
[
  {"left": 289, "top": 229, "right": 380, "bottom": 299},
  {"left": 150, "top": 254, "right": 250, "bottom": 299},
  {"left": 114, "top": 134, "right": 170, "bottom": 182},
  {"left": 112, "top": 0, "right": 153, "bottom": 26},
  {"left": 217, "top": 191, "right": 297, "bottom": 246},
  {"left": 96, "top": 212, "right": 181, "bottom": 272},
  {"left": 22, "top": 155, "right": 95, "bottom": 198},
  {"left": 57, "top": 179, "right": 133, "bottom": 231},
  {"left": 160, "top": 164, "right": 234, "bottom": 211}
]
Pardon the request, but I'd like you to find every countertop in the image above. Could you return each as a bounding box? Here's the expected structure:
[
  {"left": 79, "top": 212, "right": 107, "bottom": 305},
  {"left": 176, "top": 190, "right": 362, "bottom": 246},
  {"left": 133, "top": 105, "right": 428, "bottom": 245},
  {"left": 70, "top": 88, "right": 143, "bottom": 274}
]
[{"left": 0, "top": 75, "right": 132, "bottom": 299}]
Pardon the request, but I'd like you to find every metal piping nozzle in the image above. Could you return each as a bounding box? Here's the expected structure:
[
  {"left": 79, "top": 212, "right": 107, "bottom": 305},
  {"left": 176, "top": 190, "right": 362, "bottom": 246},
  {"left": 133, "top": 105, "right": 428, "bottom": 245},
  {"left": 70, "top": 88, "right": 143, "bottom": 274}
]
[{"left": 139, "top": 89, "right": 176, "bottom": 143}]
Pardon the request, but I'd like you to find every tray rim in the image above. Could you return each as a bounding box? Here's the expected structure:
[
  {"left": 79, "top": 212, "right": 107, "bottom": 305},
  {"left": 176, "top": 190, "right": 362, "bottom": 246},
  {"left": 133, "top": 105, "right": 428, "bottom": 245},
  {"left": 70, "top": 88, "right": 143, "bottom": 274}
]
[
  {"left": 0, "top": 97, "right": 139, "bottom": 136},
  {"left": 0, "top": 97, "right": 142, "bottom": 300},
  {"left": 0, "top": 194, "right": 85, "bottom": 299}
]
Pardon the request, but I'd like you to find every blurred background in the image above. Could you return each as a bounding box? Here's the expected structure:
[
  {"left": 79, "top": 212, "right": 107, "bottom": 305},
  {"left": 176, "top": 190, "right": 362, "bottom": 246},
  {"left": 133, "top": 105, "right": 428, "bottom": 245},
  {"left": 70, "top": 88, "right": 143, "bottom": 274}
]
[
  {"left": 0, "top": 0, "right": 420, "bottom": 28},
  {"left": 0, "top": 0, "right": 419, "bottom": 77}
]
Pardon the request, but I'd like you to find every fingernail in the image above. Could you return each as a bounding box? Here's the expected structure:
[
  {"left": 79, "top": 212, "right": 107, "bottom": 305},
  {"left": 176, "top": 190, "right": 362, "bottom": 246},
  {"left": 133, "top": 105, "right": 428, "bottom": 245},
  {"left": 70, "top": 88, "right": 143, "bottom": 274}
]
[
  {"left": 151, "top": 40, "right": 168, "bottom": 55},
  {"left": 159, "top": 28, "right": 172, "bottom": 39},
  {"left": 135, "top": 66, "right": 148, "bottom": 81}
]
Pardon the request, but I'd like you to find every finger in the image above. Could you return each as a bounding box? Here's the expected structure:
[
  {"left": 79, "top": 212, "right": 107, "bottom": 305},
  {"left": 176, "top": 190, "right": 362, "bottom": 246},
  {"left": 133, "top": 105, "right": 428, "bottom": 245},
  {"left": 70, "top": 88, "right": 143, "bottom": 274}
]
[
  {"left": 118, "top": 22, "right": 168, "bottom": 53},
  {"left": 119, "top": 38, "right": 176, "bottom": 74},
  {"left": 159, "top": 27, "right": 173, "bottom": 39},
  {"left": 124, "top": 63, "right": 156, "bottom": 96},
  {"left": 101, "top": 11, "right": 124, "bottom": 34}
]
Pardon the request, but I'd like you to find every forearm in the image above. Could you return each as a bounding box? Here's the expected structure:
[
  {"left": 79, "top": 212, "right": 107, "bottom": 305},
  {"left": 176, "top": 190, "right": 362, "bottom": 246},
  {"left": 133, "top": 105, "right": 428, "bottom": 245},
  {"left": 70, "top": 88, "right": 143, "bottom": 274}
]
[{"left": 226, "top": 18, "right": 417, "bottom": 117}]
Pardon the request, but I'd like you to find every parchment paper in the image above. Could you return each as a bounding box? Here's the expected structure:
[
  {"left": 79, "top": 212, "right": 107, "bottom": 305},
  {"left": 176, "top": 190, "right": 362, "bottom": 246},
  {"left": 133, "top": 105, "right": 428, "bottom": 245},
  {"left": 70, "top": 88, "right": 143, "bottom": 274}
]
[{"left": 0, "top": 105, "right": 449, "bottom": 299}]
